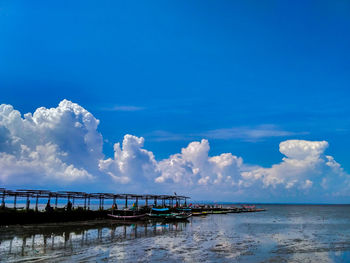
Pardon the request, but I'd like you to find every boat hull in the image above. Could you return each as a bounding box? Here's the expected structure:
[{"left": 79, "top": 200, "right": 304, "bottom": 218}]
[
  {"left": 148, "top": 213, "right": 191, "bottom": 221},
  {"left": 108, "top": 213, "right": 147, "bottom": 220}
]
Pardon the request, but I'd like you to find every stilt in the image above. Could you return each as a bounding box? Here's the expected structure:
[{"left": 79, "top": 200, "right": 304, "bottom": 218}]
[
  {"left": 1, "top": 192, "right": 5, "bottom": 208},
  {"left": 26, "top": 194, "right": 30, "bottom": 211},
  {"left": 35, "top": 194, "right": 39, "bottom": 212},
  {"left": 14, "top": 194, "right": 17, "bottom": 210},
  {"left": 55, "top": 195, "right": 58, "bottom": 209}
]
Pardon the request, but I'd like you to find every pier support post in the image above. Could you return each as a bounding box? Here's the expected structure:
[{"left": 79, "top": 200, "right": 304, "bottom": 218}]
[
  {"left": 55, "top": 195, "right": 58, "bottom": 209},
  {"left": 84, "top": 196, "right": 87, "bottom": 210},
  {"left": 101, "top": 197, "right": 104, "bottom": 210},
  {"left": 35, "top": 194, "right": 39, "bottom": 212},
  {"left": 88, "top": 196, "right": 90, "bottom": 210},
  {"left": 125, "top": 196, "right": 128, "bottom": 209},
  {"left": 14, "top": 194, "right": 17, "bottom": 210},
  {"left": 145, "top": 197, "right": 148, "bottom": 207},
  {"left": 26, "top": 194, "right": 30, "bottom": 211},
  {"left": 1, "top": 192, "right": 5, "bottom": 209},
  {"left": 136, "top": 197, "right": 138, "bottom": 209}
]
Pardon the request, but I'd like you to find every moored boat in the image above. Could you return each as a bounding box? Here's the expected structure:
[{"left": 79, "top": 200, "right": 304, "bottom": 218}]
[
  {"left": 192, "top": 211, "right": 208, "bottom": 216},
  {"left": 108, "top": 213, "right": 147, "bottom": 220},
  {"left": 148, "top": 207, "right": 191, "bottom": 221},
  {"left": 212, "top": 210, "right": 228, "bottom": 214}
]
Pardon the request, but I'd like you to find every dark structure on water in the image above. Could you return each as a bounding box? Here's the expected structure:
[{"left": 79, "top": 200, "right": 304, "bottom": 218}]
[{"left": 0, "top": 188, "right": 190, "bottom": 225}]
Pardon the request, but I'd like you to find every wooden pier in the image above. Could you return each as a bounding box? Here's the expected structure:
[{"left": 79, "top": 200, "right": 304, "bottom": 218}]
[{"left": 0, "top": 188, "right": 190, "bottom": 225}]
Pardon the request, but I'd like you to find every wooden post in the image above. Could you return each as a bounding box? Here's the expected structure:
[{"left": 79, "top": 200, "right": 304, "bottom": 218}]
[
  {"left": 26, "top": 194, "right": 30, "bottom": 211},
  {"left": 55, "top": 195, "right": 58, "bottom": 209},
  {"left": 125, "top": 196, "right": 128, "bottom": 209},
  {"left": 14, "top": 194, "right": 17, "bottom": 210},
  {"left": 154, "top": 197, "right": 157, "bottom": 207},
  {"left": 101, "top": 197, "right": 104, "bottom": 210},
  {"left": 35, "top": 194, "right": 39, "bottom": 212},
  {"left": 185, "top": 198, "right": 187, "bottom": 206},
  {"left": 84, "top": 195, "right": 87, "bottom": 210},
  {"left": 88, "top": 196, "right": 91, "bottom": 210},
  {"left": 145, "top": 197, "right": 148, "bottom": 207},
  {"left": 136, "top": 197, "right": 139, "bottom": 209},
  {"left": 1, "top": 192, "right": 5, "bottom": 208}
]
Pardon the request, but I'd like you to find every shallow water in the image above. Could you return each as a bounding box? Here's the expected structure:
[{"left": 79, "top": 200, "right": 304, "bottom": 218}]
[{"left": 1, "top": 205, "right": 350, "bottom": 262}]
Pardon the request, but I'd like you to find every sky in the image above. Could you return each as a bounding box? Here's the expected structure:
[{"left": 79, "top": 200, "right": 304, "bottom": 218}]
[{"left": 0, "top": 1, "right": 350, "bottom": 203}]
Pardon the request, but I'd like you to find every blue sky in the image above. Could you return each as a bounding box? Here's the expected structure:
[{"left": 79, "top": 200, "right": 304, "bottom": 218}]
[{"left": 0, "top": 1, "right": 350, "bottom": 202}]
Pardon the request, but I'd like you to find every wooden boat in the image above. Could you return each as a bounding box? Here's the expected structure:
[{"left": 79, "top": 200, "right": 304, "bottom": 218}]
[
  {"left": 108, "top": 213, "right": 147, "bottom": 220},
  {"left": 191, "top": 211, "right": 208, "bottom": 216},
  {"left": 176, "top": 208, "right": 192, "bottom": 212},
  {"left": 148, "top": 207, "right": 191, "bottom": 220},
  {"left": 212, "top": 210, "right": 228, "bottom": 214}
]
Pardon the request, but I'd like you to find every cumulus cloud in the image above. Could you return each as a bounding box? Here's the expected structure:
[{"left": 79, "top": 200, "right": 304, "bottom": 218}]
[
  {"left": 99, "top": 134, "right": 159, "bottom": 184},
  {"left": 0, "top": 100, "right": 102, "bottom": 187},
  {"left": 1, "top": 100, "right": 349, "bottom": 201},
  {"left": 156, "top": 139, "right": 243, "bottom": 188},
  {"left": 242, "top": 140, "right": 348, "bottom": 194}
]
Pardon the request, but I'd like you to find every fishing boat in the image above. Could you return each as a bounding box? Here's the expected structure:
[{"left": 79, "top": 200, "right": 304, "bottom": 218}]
[
  {"left": 190, "top": 208, "right": 208, "bottom": 216},
  {"left": 108, "top": 206, "right": 148, "bottom": 221},
  {"left": 212, "top": 210, "right": 228, "bottom": 214},
  {"left": 192, "top": 211, "right": 208, "bottom": 216},
  {"left": 148, "top": 207, "right": 191, "bottom": 220},
  {"left": 107, "top": 213, "right": 147, "bottom": 220}
]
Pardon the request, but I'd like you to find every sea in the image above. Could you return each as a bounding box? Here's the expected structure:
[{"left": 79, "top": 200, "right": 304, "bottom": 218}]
[{"left": 1, "top": 205, "right": 349, "bottom": 262}]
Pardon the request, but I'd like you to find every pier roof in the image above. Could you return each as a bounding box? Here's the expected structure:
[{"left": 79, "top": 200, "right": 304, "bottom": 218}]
[{"left": 0, "top": 188, "right": 190, "bottom": 200}]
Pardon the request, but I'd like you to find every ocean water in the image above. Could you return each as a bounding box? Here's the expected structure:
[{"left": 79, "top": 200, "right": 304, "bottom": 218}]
[{"left": 1, "top": 205, "right": 350, "bottom": 262}]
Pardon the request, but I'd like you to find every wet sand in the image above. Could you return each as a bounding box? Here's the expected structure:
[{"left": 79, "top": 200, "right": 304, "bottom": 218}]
[{"left": 1, "top": 205, "right": 349, "bottom": 262}]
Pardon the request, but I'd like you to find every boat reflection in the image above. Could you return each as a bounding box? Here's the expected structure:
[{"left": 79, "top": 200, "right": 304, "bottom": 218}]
[{"left": 0, "top": 219, "right": 188, "bottom": 260}]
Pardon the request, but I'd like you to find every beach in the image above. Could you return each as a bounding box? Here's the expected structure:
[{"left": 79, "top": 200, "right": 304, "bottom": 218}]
[{"left": 1, "top": 205, "right": 349, "bottom": 262}]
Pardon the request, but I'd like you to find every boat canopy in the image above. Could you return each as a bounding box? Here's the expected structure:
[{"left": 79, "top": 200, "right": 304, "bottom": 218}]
[{"left": 152, "top": 207, "right": 169, "bottom": 212}]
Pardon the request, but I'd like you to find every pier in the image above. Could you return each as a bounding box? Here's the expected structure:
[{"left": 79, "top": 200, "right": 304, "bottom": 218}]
[{"left": 0, "top": 188, "right": 190, "bottom": 225}]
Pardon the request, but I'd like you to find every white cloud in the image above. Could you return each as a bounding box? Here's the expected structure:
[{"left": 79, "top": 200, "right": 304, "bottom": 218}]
[
  {"left": 1, "top": 100, "right": 349, "bottom": 202},
  {"left": 202, "top": 124, "right": 306, "bottom": 141},
  {"left": 242, "top": 140, "right": 348, "bottom": 193},
  {"left": 99, "top": 134, "right": 159, "bottom": 184},
  {"left": 156, "top": 139, "right": 243, "bottom": 188},
  {"left": 147, "top": 124, "right": 306, "bottom": 142},
  {"left": 0, "top": 100, "right": 102, "bottom": 187}
]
